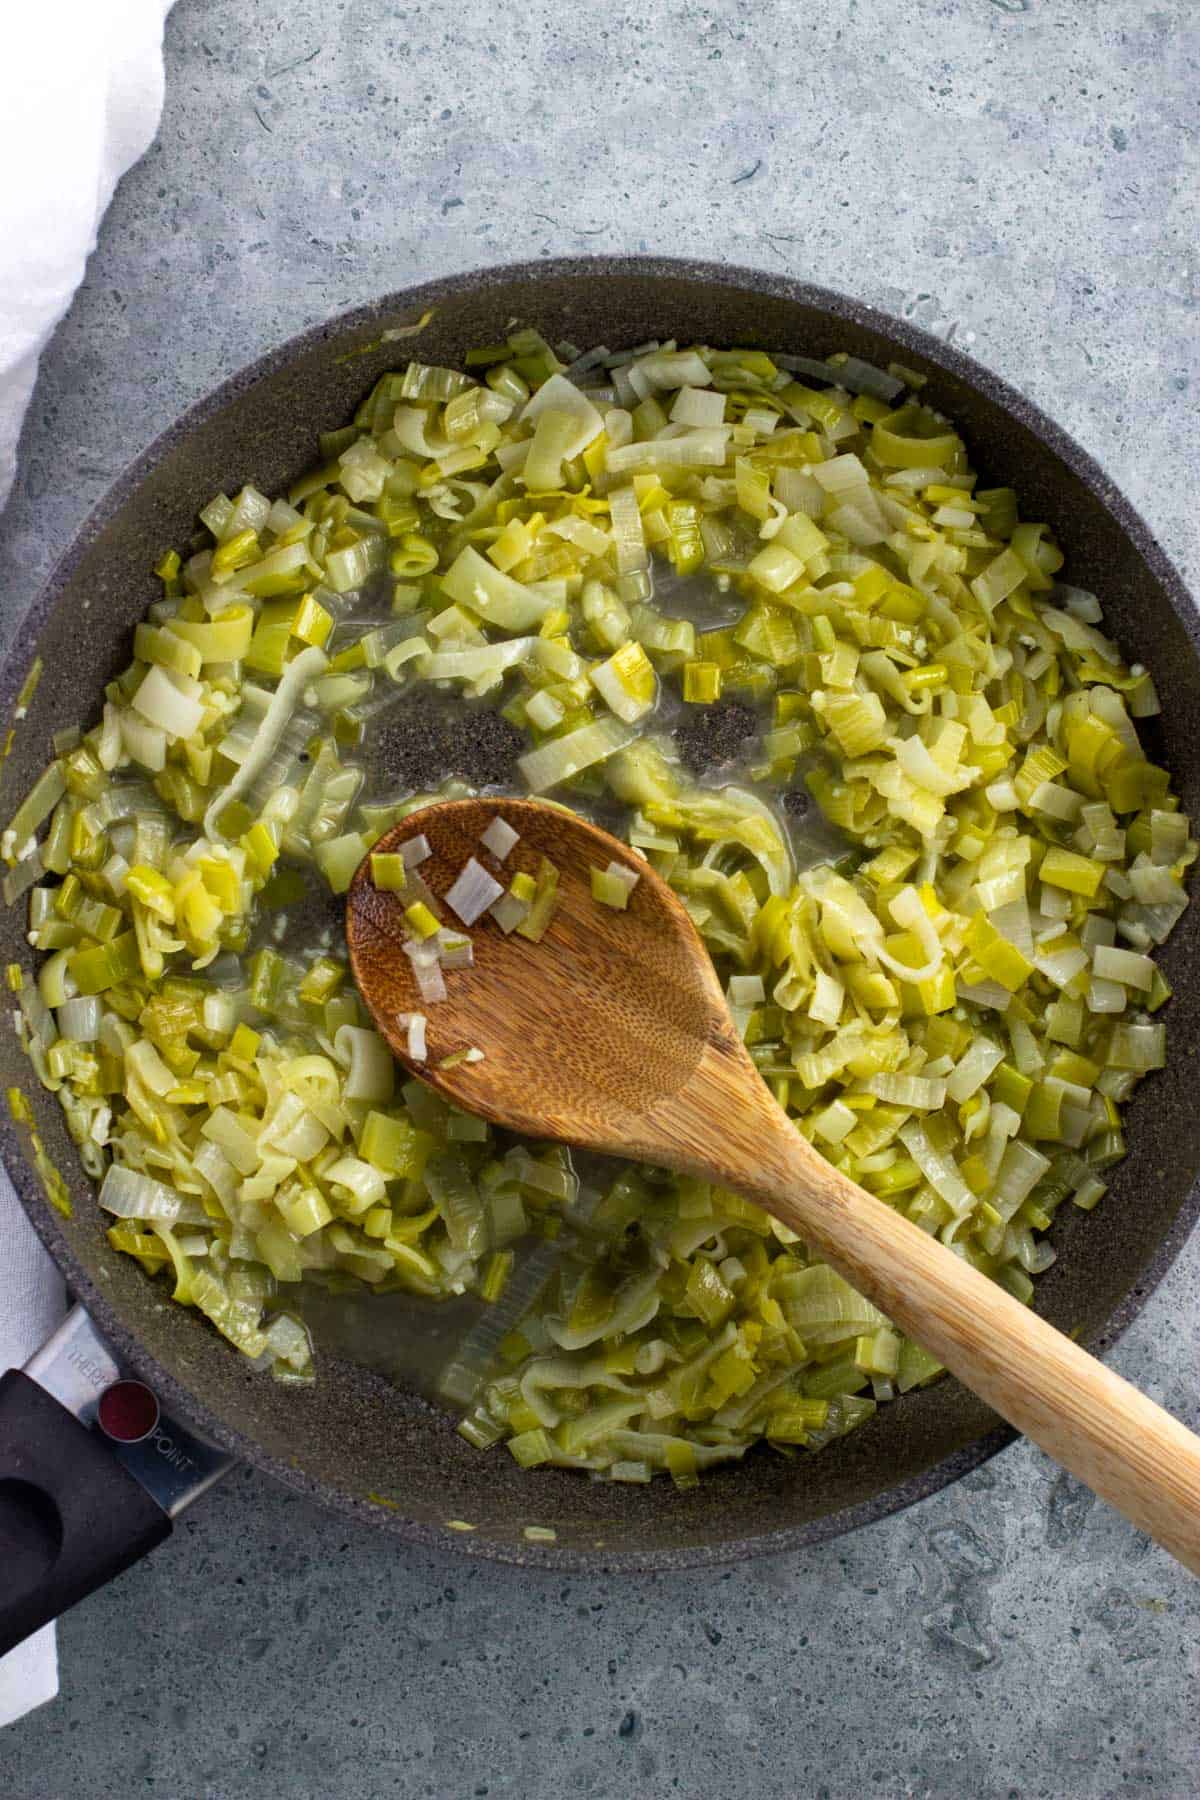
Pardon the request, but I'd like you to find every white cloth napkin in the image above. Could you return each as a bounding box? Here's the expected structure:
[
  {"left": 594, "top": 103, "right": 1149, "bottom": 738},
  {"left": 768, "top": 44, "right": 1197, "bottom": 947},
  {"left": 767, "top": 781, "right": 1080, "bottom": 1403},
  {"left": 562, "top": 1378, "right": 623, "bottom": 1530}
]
[
  {"left": 0, "top": 1, "right": 174, "bottom": 511},
  {"left": 0, "top": 0, "right": 175, "bottom": 1728}
]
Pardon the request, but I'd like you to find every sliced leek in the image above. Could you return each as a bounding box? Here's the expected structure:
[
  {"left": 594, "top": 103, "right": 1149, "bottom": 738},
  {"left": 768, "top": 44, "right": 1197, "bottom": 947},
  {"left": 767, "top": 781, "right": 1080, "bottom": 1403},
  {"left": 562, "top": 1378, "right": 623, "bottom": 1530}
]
[{"left": 5, "top": 324, "right": 1190, "bottom": 1478}]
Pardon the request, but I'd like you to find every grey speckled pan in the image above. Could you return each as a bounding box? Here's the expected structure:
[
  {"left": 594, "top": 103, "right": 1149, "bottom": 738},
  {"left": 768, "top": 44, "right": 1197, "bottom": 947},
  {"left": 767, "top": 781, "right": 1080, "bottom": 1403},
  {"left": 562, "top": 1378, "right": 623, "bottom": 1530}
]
[{"left": 2, "top": 256, "right": 1198, "bottom": 1573}]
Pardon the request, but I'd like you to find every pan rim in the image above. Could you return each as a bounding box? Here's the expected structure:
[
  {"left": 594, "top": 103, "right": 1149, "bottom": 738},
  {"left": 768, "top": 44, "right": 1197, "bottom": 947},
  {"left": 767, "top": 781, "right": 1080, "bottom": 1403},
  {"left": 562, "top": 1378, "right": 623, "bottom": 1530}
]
[{"left": 2, "top": 252, "right": 1198, "bottom": 1572}]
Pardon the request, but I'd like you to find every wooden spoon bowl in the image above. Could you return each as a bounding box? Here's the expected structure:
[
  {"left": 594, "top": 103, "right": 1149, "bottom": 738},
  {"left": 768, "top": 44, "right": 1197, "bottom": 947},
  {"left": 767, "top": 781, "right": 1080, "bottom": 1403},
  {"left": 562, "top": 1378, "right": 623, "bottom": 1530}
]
[{"left": 348, "top": 797, "right": 730, "bottom": 1154}]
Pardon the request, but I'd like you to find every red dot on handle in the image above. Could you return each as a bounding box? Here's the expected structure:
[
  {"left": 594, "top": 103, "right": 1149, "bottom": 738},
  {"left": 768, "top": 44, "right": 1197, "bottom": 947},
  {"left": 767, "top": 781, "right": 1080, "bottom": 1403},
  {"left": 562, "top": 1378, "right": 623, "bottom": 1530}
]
[{"left": 97, "top": 1380, "right": 160, "bottom": 1444}]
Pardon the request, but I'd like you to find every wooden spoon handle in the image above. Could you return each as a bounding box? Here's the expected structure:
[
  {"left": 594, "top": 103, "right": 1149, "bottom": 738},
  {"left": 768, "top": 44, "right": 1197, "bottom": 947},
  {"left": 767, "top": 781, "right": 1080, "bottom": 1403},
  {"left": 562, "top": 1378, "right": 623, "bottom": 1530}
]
[{"left": 670, "top": 1047, "right": 1200, "bottom": 1573}]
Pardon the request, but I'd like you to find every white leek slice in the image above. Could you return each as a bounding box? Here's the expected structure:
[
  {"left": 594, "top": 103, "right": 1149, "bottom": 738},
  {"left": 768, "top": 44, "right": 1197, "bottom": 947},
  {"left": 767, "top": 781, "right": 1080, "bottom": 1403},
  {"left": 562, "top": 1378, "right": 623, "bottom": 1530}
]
[
  {"left": 436, "top": 929, "right": 474, "bottom": 968},
  {"left": 99, "top": 1165, "right": 196, "bottom": 1223},
  {"left": 420, "top": 637, "right": 537, "bottom": 687},
  {"left": 670, "top": 386, "right": 726, "bottom": 426},
  {"left": 204, "top": 644, "right": 327, "bottom": 839},
  {"left": 405, "top": 942, "right": 448, "bottom": 1002},
  {"left": 518, "top": 718, "right": 635, "bottom": 793},
  {"left": 488, "top": 891, "right": 530, "bottom": 934},
  {"left": 519, "top": 373, "right": 603, "bottom": 459},
  {"left": 397, "top": 1012, "right": 428, "bottom": 1061},
  {"left": 873, "top": 886, "right": 944, "bottom": 986},
  {"left": 131, "top": 665, "right": 204, "bottom": 740},
  {"left": 1092, "top": 944, "right": 1154, "bottom": 991},
  {"left": 56, "top": 997, "right": 101, "bottom": 1042},
  {"left": 946, "top": 1039, "right": 1004, "bottom": 1105},
  {"left": 333, "top": 1024, "right": 395, "bottom": 1102},
  {"left": 607, "top": 486, "right": 646, "bottom": 574},
  {"left": 604, "top": 860, "right": 640, "bottom": 896},
  {"left": 391, "top": 405, "right": 454, "bottom": 458},
  {"left": 446, "top": 858, "right": 503, "bottom": 926},
  {"left": 898, "top": 1121, "right": 975, "bottom": 1217},
  {"left": 606, "top": 428, "right": 730, "bottom": 474},
  {"left": 590, "top": 642, "right": 657, "bottom": 724},
  {"left": 480, "top": 817, "right": 519, "bottom": 862},
  {"left": 634, "top": 349, "right": 713, "bottom": 388},
  {"left": 440, "top": 548, "right": 552, "bottom": 632}
]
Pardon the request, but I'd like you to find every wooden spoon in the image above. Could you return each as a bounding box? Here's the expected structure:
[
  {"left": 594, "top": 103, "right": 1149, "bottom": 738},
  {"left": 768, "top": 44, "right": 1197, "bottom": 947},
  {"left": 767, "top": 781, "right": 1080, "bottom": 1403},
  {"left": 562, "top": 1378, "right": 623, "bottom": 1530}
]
[{"left": 347, "top": 796, "right": 1200, "bottom": 1573}]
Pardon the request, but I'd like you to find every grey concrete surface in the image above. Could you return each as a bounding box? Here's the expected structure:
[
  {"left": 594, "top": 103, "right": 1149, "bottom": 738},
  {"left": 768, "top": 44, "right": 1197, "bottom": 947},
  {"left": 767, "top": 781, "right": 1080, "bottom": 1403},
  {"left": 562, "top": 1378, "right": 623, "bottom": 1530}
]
[{"left": 2, "top": 1, "right": 1198, "bottom": 1795}]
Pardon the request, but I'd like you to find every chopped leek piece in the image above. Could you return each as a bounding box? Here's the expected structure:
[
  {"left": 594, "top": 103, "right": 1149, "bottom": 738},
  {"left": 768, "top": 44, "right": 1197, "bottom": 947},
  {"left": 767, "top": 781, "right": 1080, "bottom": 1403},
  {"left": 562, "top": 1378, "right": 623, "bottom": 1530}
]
[
  {"left": 404, "top": 901, "right": 441, "bottom": 940},
  {"left": 1040, "top": 846, "right": 1105, "bottom": 897},
  {"left": 371, "top": 853, "right": 409, "bottom": 891},
  {"left": 682, "top": 661, "right": 722, "bottom": 705},
  {"left": 446, "top": 858, "right": 504, "bottom": 926},
  {"left": 480, "top": 817, "right": 519, "bottom": 862},
  {"left": 398, "top": 1011, "right": 428, "bottom": 1061},
  {"left": 590, "top": 642, "right": 657, "bottom": 724},
  {"left": 513, "top": 857, "right": 560, "bottom": 943},
  {"left": 591, "top": 866, "right": 631, "bottom": 909},
  {"left": 518, "top": 718, "right": 634, "bottom": 792}
]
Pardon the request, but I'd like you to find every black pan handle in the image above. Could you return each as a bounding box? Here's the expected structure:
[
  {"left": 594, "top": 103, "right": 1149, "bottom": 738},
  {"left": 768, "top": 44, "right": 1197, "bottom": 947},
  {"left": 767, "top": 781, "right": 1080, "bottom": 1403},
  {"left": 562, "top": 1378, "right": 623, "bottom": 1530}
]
[{"left": 0, "top": 1369, "right": 171, "bottom": 1657}]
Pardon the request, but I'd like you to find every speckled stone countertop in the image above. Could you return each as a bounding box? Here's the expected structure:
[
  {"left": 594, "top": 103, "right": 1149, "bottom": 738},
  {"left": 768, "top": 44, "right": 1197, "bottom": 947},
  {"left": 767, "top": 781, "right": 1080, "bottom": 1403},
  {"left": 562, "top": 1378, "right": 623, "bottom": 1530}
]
[{"left": 2, "top": 3, "right": 1198, "bottom": 1795}]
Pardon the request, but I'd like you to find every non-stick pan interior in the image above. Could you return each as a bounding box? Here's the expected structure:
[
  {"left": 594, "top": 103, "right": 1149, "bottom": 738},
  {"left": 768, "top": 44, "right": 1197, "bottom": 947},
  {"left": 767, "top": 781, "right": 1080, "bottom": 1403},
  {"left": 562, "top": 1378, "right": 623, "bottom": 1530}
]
[{"left": 3, "top": 259, "right": 1198, "bottom": 1568}]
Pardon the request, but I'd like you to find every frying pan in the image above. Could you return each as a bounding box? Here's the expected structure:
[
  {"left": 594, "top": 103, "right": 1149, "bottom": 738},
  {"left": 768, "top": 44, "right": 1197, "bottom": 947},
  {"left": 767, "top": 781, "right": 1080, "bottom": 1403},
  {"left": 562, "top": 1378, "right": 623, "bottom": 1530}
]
[{"left": 1, "top": 258, "right": 1198, "bottom": 1639}]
